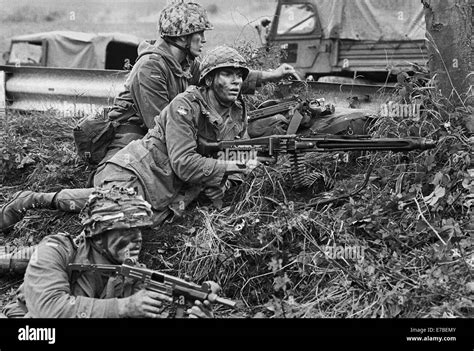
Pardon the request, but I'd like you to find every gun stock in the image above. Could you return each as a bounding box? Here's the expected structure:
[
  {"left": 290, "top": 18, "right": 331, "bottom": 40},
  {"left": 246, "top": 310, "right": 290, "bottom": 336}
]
[{"left": 247, "top": 100, "right": 298, "bottom": 122}]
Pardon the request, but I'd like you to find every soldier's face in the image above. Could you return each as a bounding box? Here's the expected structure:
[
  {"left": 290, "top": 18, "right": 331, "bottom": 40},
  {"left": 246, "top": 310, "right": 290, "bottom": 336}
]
[
  {"left": 189, "top": 31, "right": 206, "bottom": 57},
  {"left": 105, "top": 228, "right": 143, "bottom": 263},
  {"left": 212, "top": 68, "right": 244, "bottom": 105}
]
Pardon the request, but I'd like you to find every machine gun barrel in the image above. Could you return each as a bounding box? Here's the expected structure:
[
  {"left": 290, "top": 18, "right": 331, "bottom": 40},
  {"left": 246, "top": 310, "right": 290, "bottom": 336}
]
[
  {"left": 200, "top": 134, "right": 436, "bottom": 155},
  {"left": 297, "top": 136, "right": 437, "bottom": 152}
]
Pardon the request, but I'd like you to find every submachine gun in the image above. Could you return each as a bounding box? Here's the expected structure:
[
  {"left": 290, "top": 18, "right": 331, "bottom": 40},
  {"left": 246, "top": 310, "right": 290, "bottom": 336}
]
[{"left": 68, "top": 258, "right": 237, "bottom": 317}]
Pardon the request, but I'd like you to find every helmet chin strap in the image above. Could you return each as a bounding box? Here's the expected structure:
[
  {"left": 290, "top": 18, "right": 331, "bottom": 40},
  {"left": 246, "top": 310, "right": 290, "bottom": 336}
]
[
  {"left": 90, "top": 237, "right": 122, "bottom": 265},
  {"left": 164, "top": 36, "right": 198, "bottom": 60}
]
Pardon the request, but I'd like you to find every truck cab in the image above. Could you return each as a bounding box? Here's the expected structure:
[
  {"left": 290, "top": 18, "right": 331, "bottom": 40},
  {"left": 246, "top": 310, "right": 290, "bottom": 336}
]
[{"left": 266, "top": 0, "right": 428, "bottom": 82}]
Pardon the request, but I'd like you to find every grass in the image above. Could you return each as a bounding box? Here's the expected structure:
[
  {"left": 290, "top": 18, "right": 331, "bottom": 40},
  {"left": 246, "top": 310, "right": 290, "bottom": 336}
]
[
  {"left": 0, "top": 1, "right": 472, "bottom": 319},
  {"left": 1, "top": 68, "right": 471, "bottom": 318}
]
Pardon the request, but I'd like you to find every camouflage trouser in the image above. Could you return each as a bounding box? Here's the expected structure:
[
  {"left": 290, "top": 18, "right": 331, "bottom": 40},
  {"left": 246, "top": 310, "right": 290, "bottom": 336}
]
[
  {"left": 53, "top": 163, "right": 170, "bottom": 225},
  {"left": 95, "top": 163, "right": 212, "bottom": 225},
  {"left": 94, "top": 162, "right": 146, "bottom": 198},
  {"left": 48, "top": 162, "right": 146, "bottom": 215},
  {"left": 94, "top": 163, "right": 172, "bottom": 225}
]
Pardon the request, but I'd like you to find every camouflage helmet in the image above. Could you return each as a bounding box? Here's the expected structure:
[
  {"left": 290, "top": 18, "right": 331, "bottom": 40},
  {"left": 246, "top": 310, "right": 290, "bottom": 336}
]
[
  {"left": 199, "top": 46, "right": 250, "bottom": 85},
  {"left": 158, "top": 2, "right": 213, "bottom": 38},
  {"left": 80, "top": 187, "right": 153, "bottom": 237}
]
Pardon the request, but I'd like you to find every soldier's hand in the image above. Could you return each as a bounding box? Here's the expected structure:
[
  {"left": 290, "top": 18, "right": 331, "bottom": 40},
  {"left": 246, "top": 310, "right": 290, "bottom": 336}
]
[
  {"left": 225, "top": 159, "right": 261, "bottom": 176},
  {"left": 271, "top": 63, "right": 297, "bottom": 80},
  {"left": 119, "top": 289, "right": 172, "bottom": 318},
  {"left": 204, "top": 186, "right": 225, "bottom": 201},
  {"left": 187, "top": 300, "right": 214, "bottom": 319},
  {"left": 204, "top": 186, "right": 225, "bottom": 209}
]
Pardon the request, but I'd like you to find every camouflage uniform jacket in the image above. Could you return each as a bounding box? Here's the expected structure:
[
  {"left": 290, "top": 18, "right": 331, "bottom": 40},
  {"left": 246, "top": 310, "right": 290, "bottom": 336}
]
[
  {"left": 108, "top": 39, "right": 261, "bottom": 130},
  {"left": 15, "top": 234, "right": 138, "bottom": 318},
  {"left": 103, "top": 85, "right": 247, "bottom": 215}
]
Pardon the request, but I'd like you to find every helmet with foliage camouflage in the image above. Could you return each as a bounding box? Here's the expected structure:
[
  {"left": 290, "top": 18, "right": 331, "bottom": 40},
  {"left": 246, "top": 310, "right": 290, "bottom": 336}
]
[
  {"left": 158, "top": 2, "right": 213, "bottom": 38},
  {"left": 80, "top": 187, "right": 153, "bottom": 237},
  {"left": 199, "top": 46, "right": 250, "bottom": 85}
]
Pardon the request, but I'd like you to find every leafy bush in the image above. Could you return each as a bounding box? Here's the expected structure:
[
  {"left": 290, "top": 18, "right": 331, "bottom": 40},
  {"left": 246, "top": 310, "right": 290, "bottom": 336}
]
[
  {"left": 0, "top": 50, "right": 472, "bottom": 318},
  {"left": 140, "top": 59, "right": 473, "bottom": 318}
]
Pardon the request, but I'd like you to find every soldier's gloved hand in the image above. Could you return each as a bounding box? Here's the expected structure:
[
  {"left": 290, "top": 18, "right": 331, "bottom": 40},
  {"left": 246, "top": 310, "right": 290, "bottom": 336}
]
[
  {"left": 187, "top": 300, "right": 214, "bottom": 319},
  {"left": 118, "top": 289, "right": 172, "bottom": 318},
  {"left": 204, "top": 186, "right": 225, "bottom": 209},
  {"left": 204, "top": 179, "right": 235, "bottom": 209},
  {"left": 204, "top": 186, "right": 225, "bottom": 202},
  {"left": 225, "top": 159, "right": 261, "bottom": 176}
]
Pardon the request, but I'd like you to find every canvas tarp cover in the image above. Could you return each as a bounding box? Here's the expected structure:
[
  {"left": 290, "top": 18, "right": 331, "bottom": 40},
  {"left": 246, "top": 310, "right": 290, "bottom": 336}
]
[
  {"left": 10, "top": 31, "right": 141, "bottom": 69},
  {"left": 311, "top": 0, "right": 426, "bottom": 41}
]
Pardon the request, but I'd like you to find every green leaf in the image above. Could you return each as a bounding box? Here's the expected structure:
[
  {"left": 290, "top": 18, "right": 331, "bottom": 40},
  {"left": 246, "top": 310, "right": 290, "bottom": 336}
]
[
  {"left": 430, "top": 172, "right": 444, "bottom": 186},
  {"left": 268, "top": 258, "right": 282, "bottom": 273},
  {"left": 423, "top": 185, "right": 446, "bottom": 206}
]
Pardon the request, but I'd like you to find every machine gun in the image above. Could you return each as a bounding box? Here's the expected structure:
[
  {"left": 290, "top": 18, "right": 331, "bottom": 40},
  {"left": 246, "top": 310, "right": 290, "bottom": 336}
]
[
  {"left": 199, "top": 134, "right": 436, "bottom": 188},
  {"left": 68, "top": 258, "right": 237, "bottom": 317}
]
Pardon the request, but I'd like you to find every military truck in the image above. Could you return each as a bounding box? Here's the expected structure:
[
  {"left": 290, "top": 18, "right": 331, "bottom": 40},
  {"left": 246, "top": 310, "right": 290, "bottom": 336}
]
[
  {"left": 3, "top": 31, "right": 140, "bottom": 70},
  {"left": 263, "top": 0, "right": 428, "bottom": 82},
  {"left": 0, "top": 31, "right": 142, "bottom": 115}
]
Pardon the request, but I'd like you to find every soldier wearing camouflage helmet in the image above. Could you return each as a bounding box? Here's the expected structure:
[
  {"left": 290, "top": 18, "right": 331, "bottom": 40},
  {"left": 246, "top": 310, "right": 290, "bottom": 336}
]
[
  {"left": 0, "top": 187, "right": 212, "bottom": 318},
  {"left": 0, "top": 45, "right": 295, "bottom": 233},
  {"left": 91, "top": 46, "right": 261, "bottom": 219},
  {"left": 158, "top": 2, "right": 213, "bottom": 53},
  {"left": 96, "top": 1, "right": 296, "bottom": 164},
  {"left": 101, "top": 2, "right": 214, "bottom": 163}
]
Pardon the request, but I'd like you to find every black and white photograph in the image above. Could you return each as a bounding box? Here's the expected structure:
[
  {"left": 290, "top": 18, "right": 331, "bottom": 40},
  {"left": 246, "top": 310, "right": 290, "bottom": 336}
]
[{"left": 0, "top": 0, "right": 472, "bottom": 348}]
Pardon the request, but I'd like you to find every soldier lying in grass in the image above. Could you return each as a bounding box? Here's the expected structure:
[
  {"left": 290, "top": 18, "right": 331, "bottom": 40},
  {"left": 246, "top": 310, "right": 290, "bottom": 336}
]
[{"left": 1, "top": 187, "right": 214, "bottom": 318}]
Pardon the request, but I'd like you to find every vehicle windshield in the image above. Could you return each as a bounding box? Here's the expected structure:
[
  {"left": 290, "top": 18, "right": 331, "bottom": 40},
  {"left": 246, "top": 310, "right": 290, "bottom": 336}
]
[
  {"left": 276, "top": 3, "right": 316, "bottom": 35},
  {"left": 8, "top": 42, "right": 43, "bottom": 65}
]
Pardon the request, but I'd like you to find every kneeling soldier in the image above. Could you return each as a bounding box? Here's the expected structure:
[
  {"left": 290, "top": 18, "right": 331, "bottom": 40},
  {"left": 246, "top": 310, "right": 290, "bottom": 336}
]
[{"left": 0, "top": 46, "right": 259, "bottom": 233}]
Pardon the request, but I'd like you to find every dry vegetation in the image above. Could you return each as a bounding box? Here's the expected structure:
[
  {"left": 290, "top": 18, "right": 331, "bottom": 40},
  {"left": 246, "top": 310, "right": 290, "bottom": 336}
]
[
  {"left": 1, "top": 51, "right": 472, "bottom": 317},
  {"left": 0, "top": 1, "right": 472, "bottom": 318}
]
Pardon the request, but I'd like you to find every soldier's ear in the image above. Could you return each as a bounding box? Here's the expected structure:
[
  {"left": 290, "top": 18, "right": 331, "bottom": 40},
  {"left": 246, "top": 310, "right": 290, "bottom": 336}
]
[{"left": 205, "top": 75, "right": 214, "bottom": 87}]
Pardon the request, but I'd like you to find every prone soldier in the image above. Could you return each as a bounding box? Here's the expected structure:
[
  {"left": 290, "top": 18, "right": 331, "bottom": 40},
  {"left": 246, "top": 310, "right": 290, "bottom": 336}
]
[{"left": 1, "top": 187, "right": 215, "bottom": 318}]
